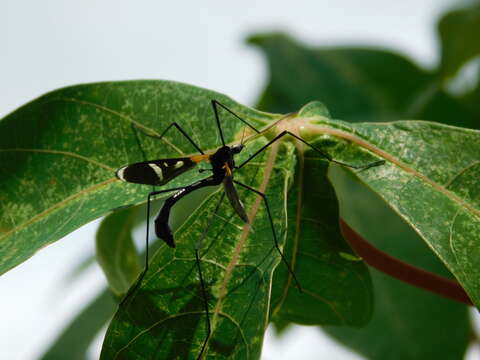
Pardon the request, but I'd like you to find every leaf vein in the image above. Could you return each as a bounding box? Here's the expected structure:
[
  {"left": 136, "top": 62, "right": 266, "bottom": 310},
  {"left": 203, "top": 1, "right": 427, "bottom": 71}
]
[{"left": 0, "top": 148, "right": 115, "bottom": 172}]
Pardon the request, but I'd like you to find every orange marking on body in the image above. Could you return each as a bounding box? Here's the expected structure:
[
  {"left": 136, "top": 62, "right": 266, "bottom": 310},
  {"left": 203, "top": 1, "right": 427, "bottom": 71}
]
[
  {"left": 223, "top": 163, "right": 232, "bottom": 176},
  {"left": 190, "top": 154, "right": 210, "bottom": 163}
]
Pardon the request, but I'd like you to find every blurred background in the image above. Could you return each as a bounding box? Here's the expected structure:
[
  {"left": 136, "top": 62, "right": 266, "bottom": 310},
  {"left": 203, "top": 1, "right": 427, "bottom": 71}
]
[{"left": 1, "top": 0, "right": 479, "bottom": 359}]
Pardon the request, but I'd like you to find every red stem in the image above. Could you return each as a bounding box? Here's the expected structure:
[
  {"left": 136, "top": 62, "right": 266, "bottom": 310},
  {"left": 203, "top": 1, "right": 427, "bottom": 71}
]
[{"left": 340, "top": 219, "right": 473, "bottom": 306}]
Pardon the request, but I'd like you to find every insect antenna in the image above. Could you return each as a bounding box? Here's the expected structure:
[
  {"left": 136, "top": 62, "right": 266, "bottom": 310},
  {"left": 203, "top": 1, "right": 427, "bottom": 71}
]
[{"left": 240, "top": 126, "right": 247, "bottom": 146}]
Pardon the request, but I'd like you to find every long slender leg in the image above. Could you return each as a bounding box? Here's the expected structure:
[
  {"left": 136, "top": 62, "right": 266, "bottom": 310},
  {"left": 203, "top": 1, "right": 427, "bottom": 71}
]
[
  {"left": 233, "top": 180, "right": 303, "bottom": 292},
  {"left": 120, "top": 123, "right": 155, "bottom": 306},
  {"left": 196, "top": 192, "right": 226, "bottom": 251},
  {"left": 120, "top": 186, "right": 189, "bottom": 306},
  {"left": 134, "top": 122, "right": 205, "bottom": 154},
  {"left": 131, "top": 123, "right": 150, "bottom": 164},
  {"left": 194, "top": 192, "right": 225, "bottom": 360},
  {"left": 195, "top": 249, "right": 210, "bottom": 360},
  {"left": 236, "top": 130, "right": 385, "bottom": 170},
  {"left": 211, "top": 100, "right": 261, "bottom": 147}
]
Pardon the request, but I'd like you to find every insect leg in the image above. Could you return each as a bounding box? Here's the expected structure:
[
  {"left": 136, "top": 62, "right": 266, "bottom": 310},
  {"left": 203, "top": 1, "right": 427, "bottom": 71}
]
[
  {"left": 236, "top": 130, "right": 385, "bottom": 170},
  {"left": 211, "top": 100, "right": 261, "bottom": 147},
  {"left": 130, "top": 123, "right": 150, "bottom": 164},
  {"left": 195, "top": 249, "right": 210, "bottom": 360},
  {"left": 196, "top": 192, "right": 226, "bottom": 251},
  {"left": 120, "top": 186, "right": 188, "bottom": 306},
  {"left": 134, "top": 122, "right": 205, "bottom": 154},
  {"left": 194, "top": 192, "right": 226, "bottom": 360},
  {"left": 233, "top": 180, "right": 303, "bottom": 292}
]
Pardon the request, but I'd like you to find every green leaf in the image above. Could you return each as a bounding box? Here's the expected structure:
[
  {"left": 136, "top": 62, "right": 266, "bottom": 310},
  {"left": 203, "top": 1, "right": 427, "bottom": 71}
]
[
  {"left": 438, "top": 3, "right": 480, "bottom": 77},
  {"left": 40, "top": 290, "right": 116, "bottom": 360},
  {"left": 270, "top": 156, "right": 372, "bottom": 327},
  {"left": 96, "top": 205, "right": 142, "bottom": 297},
  {"left": 323, "top": 166, "right": 471, "bottom": 359},
  {"left": 248, "top": 32, "right": 478, "bottom": 129},
  {"left": 461, "top": 75, "right": 480, "bottom": 117},
  {"left": 299, "top": 112, "right": 480, "bottom": 306},
  {"left": 326, "top": 269, "right": 471, "bottom": 359},
  {"left": 248, "top": 33, "right": 431, "bottom": 122},
  {"left": 0, "top": 80, "right": 276, "bottom": 275},
  {"left": 4, "top": 80, "right": 479, "bottom": 358}
]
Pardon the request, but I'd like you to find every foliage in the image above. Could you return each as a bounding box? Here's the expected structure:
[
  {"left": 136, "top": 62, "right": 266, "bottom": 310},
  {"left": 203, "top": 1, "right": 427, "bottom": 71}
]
[{"left": 1, "top": 2, "right": 479, "bottom": 359}]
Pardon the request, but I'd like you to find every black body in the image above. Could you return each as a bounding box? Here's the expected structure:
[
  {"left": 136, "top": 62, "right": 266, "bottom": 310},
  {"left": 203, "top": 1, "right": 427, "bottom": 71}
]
[
  {"left": 155, "top": 145, "right": 245, "bottom": 247},
  {"left": 116, "top": 143, "right": 247, "bottom": 248}
]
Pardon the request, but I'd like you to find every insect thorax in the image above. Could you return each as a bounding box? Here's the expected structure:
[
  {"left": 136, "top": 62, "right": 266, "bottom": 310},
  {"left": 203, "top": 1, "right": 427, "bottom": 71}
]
[{"left": 210, "top": 146, "right": 237, "bottom": 176}]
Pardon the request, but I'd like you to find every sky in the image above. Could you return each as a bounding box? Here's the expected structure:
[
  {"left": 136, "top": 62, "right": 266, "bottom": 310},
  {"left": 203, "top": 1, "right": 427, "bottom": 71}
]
[{"left": 1, "top": 1, "right": 476, "bottom": 359}]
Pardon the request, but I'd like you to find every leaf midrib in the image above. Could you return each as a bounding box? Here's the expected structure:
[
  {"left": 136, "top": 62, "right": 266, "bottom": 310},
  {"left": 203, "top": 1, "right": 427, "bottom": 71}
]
[
  {"left": 306, "top": 123, "right": 480, "bottom": 218},
  {"left": 206, "top": 142, "right": 280, "bottom": 357}
]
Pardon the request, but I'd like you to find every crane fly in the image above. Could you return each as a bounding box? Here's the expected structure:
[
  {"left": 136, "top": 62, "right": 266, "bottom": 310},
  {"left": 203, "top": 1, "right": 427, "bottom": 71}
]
[{"left": 114, "top": 99, "right": 385, "bottom": 359}]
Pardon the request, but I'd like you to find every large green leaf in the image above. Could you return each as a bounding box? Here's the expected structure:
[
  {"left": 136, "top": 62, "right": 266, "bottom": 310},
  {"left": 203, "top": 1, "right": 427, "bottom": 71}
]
[
  {"left": 0, "top": 81, "right": 275, "bottom": 275},
  {"left": 248, "top": 33, "right": 478, "bottom": 128},
  {"left": 295, "top": 111, "right": 480, "bottom": 306},
  {"left": 323, "top": 166, "right": 471, "bottom": 359},
  {"left": 437, "top": 3, "right": 480, "bottom": 78},
  {"left": 248, "top": 33, "right": 430, "bottom": 122},
  {"left": 3, "top": 81, "right": 479, "bottom": 358},
  {"left": 461, "top": 73, "right": 480, "bottom": 118},
  {"left": 270, "top": 158, "right": 373, "bottom": 327},
  {"left": 269, "top": 105, "right": 372, "bottom": 327}
]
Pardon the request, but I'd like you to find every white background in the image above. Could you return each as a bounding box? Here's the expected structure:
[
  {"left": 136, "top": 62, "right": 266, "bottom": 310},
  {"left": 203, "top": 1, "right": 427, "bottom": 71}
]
[{"left": 1, "top": 1, "right": 477, "bottom": 359}]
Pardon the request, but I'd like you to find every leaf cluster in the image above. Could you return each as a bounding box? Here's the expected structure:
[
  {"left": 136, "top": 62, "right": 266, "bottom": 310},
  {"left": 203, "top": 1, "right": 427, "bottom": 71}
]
[{"left": 1, "top": 2, "right": 479, "bottom": 359}]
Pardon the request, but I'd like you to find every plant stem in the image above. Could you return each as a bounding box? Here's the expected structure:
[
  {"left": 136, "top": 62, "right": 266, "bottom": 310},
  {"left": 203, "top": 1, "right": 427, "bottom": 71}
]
[{"left": 340, "top": 219, "right": 472, "bottom": 306}]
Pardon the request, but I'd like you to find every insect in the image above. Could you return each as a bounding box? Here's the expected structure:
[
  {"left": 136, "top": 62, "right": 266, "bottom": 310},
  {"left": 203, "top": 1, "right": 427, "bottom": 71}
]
[{"left": 115, "top": 100, "right": 385, "bottom": 358}]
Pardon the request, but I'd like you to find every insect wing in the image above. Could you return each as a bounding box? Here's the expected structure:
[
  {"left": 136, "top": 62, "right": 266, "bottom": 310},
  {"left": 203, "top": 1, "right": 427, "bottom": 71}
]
[
  {"left": 116, "top": 157, "right": 196, "bottom": 186},
  {"left": 223, "top": 175, "right": 249, "bottom": 223}
]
